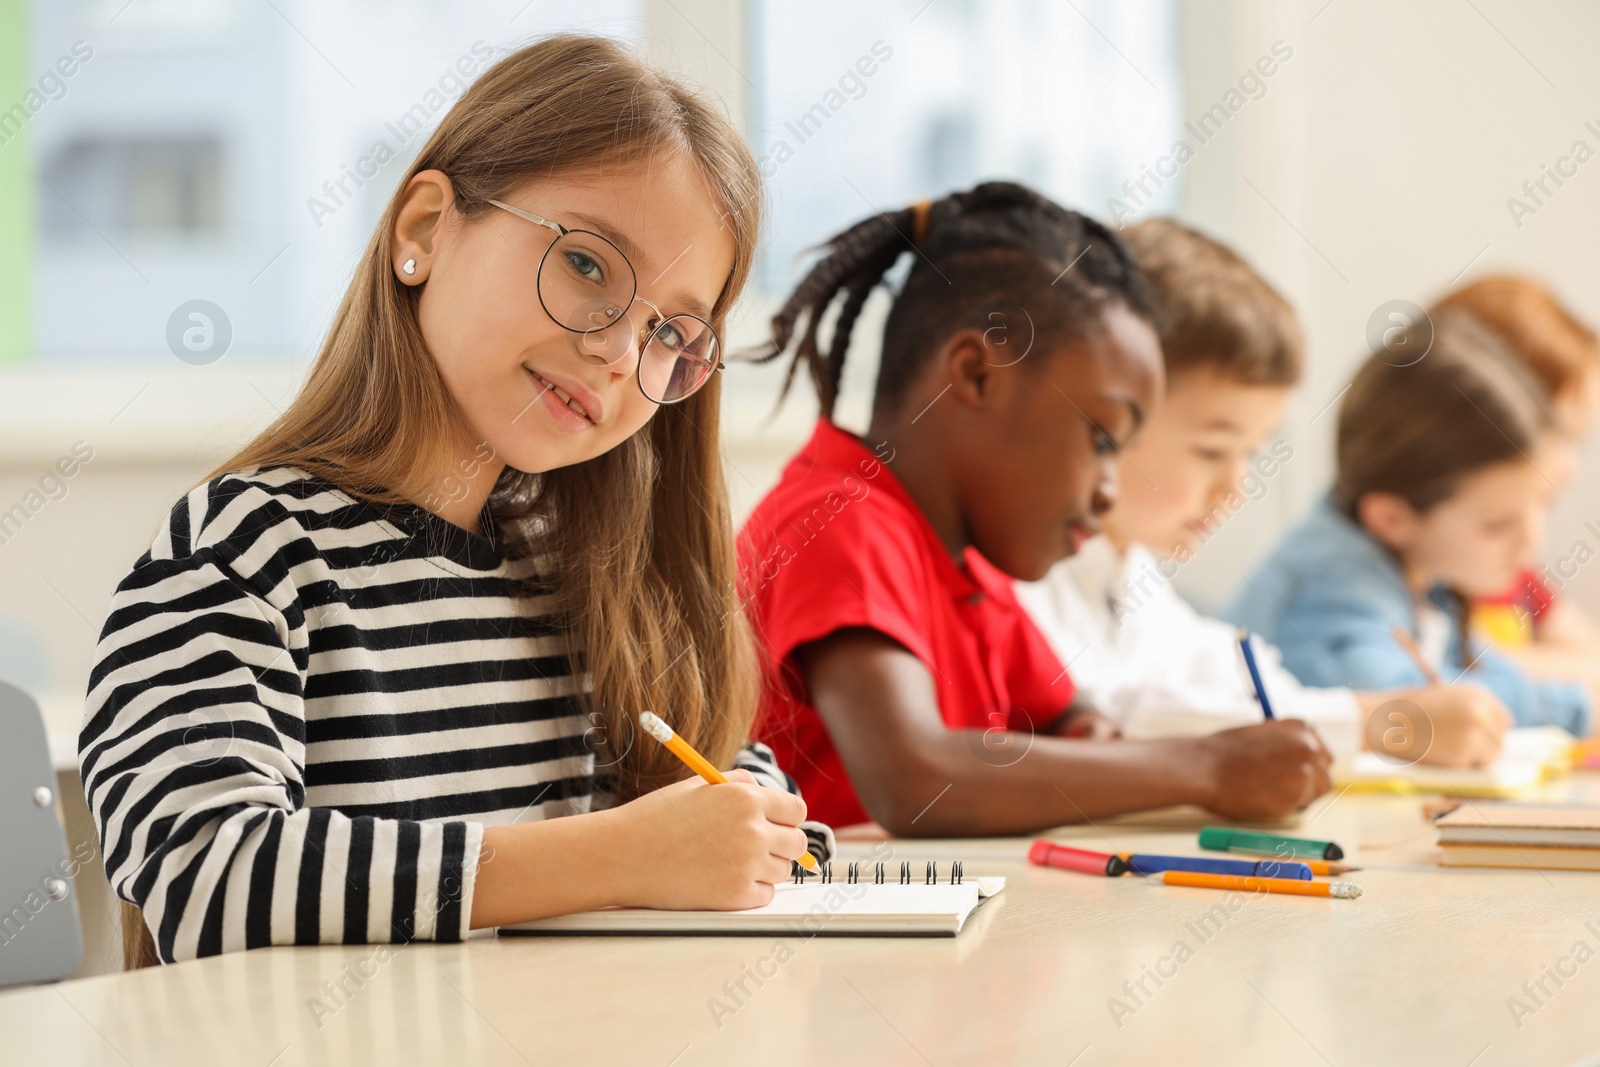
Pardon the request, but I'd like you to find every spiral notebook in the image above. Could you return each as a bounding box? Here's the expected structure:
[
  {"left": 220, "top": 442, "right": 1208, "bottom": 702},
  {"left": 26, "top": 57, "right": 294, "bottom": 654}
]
[{"left": 500, "top": 861, "right": 1005, "bottom": 937}]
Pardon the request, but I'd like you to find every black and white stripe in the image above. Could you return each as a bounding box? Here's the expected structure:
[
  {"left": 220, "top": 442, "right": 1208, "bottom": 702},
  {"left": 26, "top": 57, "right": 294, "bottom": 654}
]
[{"left": 79, "top": 466, "right": 832, "bottom": 962}]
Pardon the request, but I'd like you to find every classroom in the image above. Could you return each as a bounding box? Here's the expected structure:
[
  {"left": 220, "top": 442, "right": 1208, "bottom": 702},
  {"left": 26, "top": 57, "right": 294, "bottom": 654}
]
[{"left": 3, "top": 1, "right": 1600, "bottom": 1064}]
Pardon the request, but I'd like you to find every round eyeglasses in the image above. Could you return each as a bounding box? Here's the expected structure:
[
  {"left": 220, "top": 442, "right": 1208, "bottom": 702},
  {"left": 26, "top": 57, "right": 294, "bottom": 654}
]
[{"left": 486, "top": 198, "right": 722, "bottom": 405}]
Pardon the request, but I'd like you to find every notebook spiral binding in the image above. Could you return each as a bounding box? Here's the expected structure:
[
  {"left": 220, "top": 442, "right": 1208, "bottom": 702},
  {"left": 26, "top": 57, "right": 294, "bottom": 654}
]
[{"left": 793, "top": 860, "right": 966, "bottom": 885}]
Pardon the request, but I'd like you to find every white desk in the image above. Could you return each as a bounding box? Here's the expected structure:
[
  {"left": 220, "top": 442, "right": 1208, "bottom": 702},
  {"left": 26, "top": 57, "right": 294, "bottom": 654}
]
[{"left": 6, "top": 779, "right": 1600, "bottom": 1066}]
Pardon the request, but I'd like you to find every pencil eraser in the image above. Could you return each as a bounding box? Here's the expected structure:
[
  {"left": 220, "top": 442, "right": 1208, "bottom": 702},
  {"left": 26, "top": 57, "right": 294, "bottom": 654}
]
[{"left": 638, "top": 711, "right": 672, "bottom": 743}]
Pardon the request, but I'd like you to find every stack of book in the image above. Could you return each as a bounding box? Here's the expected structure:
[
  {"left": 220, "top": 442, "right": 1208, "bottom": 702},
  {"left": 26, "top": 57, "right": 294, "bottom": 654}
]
[{"left": 1436, "top": 802, "right": 1600, "bottom": 871}]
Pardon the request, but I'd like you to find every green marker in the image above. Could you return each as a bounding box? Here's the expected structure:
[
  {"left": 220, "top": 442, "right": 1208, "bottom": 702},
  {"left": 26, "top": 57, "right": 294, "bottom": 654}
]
[{"left": 1198, "top": 826, "right": 1344, "bottom": 861}]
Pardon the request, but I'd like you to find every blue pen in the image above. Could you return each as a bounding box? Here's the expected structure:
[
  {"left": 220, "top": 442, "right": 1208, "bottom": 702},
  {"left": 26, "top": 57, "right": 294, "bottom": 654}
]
[
  {"left": 1121, "top": 852, "right": 1313, "bottom": 880},
  {"left": 1237, "top": 628, "right": 1276, "bottom": 720}
]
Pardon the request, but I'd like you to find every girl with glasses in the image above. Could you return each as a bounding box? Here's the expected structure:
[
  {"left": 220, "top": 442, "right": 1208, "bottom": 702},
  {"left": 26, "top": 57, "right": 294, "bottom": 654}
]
[{"left": 81, "top": 35, "right": 831, "bottom": 965}]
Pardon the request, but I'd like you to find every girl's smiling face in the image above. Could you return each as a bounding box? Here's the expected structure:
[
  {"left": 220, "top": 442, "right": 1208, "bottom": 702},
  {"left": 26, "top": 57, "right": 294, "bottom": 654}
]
[{"left": 394, "top": 154, "right": 735, "bottom": 480}]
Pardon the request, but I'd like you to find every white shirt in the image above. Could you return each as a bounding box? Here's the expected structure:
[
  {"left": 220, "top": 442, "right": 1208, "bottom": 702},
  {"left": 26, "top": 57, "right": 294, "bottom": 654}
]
[
  {"left": 1416, "top": 599, "right": 1452, "bottom": 673},
  {"left": 1015, "top": 536, "right": 1363, "bottom": 754}
]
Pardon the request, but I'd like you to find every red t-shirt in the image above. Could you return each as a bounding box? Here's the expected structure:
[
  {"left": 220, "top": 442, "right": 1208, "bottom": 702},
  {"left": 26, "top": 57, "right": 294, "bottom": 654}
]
[{"left": 738, "top": 419, "right": 1075, "bottom": 828}]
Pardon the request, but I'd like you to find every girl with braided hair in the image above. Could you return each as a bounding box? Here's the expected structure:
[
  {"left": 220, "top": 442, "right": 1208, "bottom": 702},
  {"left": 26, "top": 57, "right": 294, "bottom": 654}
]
[{"left": 739, "top": 181, "right": 1334, "bottom": 834}]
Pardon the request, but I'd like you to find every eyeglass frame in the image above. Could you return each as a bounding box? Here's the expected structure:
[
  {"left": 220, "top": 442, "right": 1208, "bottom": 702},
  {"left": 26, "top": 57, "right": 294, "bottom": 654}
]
[{"left": 484, "top": 198, "right": 725, "bottom": 405}]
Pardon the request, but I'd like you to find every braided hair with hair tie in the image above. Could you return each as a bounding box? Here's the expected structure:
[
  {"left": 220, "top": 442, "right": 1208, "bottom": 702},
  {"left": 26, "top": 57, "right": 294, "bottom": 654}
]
[{"left": 756, "top": 181, "right": 1157, "bottom": 420}]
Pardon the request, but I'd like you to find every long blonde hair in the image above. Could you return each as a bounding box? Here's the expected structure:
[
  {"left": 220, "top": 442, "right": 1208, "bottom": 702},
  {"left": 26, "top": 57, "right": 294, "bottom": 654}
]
[{"left": 207, "top": 35, "right": 762, "bottom": 801}]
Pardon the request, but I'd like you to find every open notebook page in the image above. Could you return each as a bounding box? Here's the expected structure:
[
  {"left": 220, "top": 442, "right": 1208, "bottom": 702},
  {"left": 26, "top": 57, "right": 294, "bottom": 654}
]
[{"left": 1336, "top": 726, "right": 1575, "bottom": 797}]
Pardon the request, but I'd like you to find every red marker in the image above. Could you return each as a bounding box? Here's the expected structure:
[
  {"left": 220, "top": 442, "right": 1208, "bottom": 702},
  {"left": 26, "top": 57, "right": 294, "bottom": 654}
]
[{"left": 1029, "top": 840, "right": 1129, "bottom": 877}]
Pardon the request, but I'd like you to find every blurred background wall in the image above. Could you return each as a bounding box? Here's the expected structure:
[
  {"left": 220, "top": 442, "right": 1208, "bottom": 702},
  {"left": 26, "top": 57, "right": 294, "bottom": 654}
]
[{"left": 4, "top": 0, "right": 1600, "bottom": 791}]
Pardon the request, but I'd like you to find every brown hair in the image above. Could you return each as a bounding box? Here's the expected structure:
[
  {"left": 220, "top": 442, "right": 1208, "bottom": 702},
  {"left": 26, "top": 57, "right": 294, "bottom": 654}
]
[
  {"left": 1335, "top": 310, "right": 1555, "bottom": 516},
  {"left": 121, "top": 901, "right": 160, "bottom": 970},
  {"left": 181, "top": 35, "right": 758, "bottom": 913},
  {"left": 1430, "top": 275, "right": 1600, "bottom": 411},
  {"left": 1122, "top": 218, "right": 1302, "bottom": 386},
  {"left": 117, "top": 36, "right": 765, "bottom": 974}
]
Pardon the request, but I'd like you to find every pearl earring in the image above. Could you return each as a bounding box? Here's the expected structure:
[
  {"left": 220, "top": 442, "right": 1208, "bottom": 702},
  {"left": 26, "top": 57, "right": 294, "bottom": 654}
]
[{"left": 402, "top": 258, "right": 416, "bottom": 276}]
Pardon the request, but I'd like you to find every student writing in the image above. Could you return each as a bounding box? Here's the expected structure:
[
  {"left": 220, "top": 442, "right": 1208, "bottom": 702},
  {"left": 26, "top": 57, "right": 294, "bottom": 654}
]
[
  {"left": 1227, "top": 311, "right": 1593, "bottom": 738},
  {"left": 739, "top": 184, "right": 1333, "bottom": 836},
  {"left": 1433, "top": 277, "right": 1600, "bottom": 702},
  {"left": 78, "top": 36, "right": 830, "bottom": 965},
  {"left": 1018, "top": 219, "right": 1510, "bottom": 765}
]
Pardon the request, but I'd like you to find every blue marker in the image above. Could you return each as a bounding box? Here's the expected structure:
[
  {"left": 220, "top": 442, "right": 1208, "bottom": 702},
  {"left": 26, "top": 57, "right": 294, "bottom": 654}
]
[
  {"left": 1122, "top": 852, "right": 1313, "bottom": 880},
  {"left": 1237, "top": 628, "right": 1276, "bottom": 720}
]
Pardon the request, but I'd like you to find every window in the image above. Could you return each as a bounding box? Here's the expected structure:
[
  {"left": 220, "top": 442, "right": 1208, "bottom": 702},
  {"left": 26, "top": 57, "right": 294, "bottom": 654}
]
[
  {"left": 41, "top": 135, "right": 225, "bottom": 239},
  {"left": 22, "top": 0, "right": 641, "bottom": 361},
  {"left": 749, "top": 0, "right": 1184, "bottom": 291}
]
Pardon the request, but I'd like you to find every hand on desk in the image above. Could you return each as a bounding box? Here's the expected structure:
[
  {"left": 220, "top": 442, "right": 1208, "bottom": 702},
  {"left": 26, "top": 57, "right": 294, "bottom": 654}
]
[
  {"left": 792, "top": 629, "right": 1349, "bottom": 834},
  {"left": 1358, "top": 684, "right": 1511, "bottom": 767},
  {"left": 1193, "top": 720, "right": 1334, "bottom": 822}
]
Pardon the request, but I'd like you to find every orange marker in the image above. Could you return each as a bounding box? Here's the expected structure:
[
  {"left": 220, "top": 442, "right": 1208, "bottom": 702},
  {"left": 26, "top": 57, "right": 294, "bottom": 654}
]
[
  {"left": 639, "top": 711, "right": 819, "bottom": 873},
  {"left": 1160, "top": 870, "right": 1361, "bottom": 898},
  {"left": 1391, "top": 625, "right": 1442, "bottom": 686}
]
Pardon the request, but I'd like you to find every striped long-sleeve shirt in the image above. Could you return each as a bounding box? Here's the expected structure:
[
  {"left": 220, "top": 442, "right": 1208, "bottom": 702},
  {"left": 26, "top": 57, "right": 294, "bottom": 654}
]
[{"left": 80, "top": 466, "right": 834, "bottom": 963}]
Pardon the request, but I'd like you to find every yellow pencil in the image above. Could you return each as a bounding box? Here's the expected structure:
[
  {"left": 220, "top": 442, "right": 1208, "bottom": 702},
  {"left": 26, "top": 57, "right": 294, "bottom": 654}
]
[
  {"left": 1302, "top": 859, "right": 1361, "bottom": 877},
  {"left": 1161, "top": 870, "right": 1362, "bottom": 898},
  {"left": 1391, "top": 625, "right": 1442, "bottom": 686},
  {"left": 639, "top": 711, "right": 819, "bottom": 872}
]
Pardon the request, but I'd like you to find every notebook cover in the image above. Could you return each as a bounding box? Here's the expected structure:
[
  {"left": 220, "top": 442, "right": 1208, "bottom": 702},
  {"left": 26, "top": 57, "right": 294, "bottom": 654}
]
[
  {"left": 1436, "top": 802, "right": 1600, "bottom": 846},
  {"left": 500, "top": 877, "right": 1005, "bottom": 937}
]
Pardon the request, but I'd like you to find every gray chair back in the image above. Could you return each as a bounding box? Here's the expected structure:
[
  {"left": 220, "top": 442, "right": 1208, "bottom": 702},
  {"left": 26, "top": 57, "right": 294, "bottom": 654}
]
[{"left": 0, "top": 679, "right": 84, "bottom": 985}]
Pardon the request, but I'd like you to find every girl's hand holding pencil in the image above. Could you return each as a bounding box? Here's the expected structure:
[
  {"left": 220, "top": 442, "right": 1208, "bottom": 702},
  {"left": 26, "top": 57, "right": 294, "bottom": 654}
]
[
  {"left": 604, "top": 712, "right": 816, "bottom": 912},
  {"left": 609, "top": 766, "right": 812, "bottom": 911},
  {"left": 1358, "top": 682, "right": 1511, "bottom": 767},
  {"left": 1355, "top": 627, "right": 1513, "bottom": 767}
]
